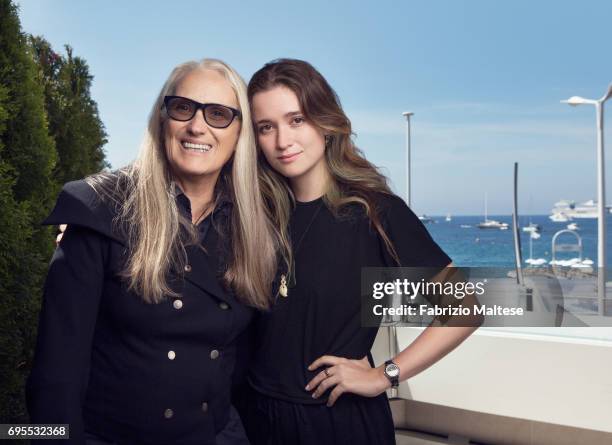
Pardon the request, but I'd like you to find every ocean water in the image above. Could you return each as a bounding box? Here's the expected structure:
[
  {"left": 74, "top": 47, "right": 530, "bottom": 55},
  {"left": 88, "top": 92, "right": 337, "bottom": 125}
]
[
  {"left": 425, "top": 215, "right": 611, "bottom": 268},
  {"left": 425, "top": 216, "right": 612, "bottom": 342}
]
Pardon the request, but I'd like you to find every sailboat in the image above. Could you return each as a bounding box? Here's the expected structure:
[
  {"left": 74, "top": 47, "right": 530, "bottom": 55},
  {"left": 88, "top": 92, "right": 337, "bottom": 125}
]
[{"left": 477, "top": 193, "right": 509, "bottom": 230}]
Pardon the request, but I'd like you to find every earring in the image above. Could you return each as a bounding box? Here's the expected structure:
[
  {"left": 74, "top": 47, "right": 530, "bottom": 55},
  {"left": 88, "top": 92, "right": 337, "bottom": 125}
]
[{"left": 325, "top": 135, "right": 333, "bottom": 148}]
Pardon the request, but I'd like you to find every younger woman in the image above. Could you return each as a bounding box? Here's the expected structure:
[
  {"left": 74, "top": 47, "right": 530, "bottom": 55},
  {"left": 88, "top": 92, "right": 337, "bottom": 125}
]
[{"left": 242, "top": 59, "right": 480, "bottom": 445}]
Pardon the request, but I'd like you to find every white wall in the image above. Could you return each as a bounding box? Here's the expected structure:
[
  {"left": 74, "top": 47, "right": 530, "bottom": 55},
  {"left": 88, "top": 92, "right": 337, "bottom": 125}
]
[{"left": 372, "top": 327, "right": 612, "bottom": 433}]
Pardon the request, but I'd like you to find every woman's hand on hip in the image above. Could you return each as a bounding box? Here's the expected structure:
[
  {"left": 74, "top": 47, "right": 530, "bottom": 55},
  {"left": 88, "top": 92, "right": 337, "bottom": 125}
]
[{"left": 305, "top": 355, "right": 390, "bottom": 407}]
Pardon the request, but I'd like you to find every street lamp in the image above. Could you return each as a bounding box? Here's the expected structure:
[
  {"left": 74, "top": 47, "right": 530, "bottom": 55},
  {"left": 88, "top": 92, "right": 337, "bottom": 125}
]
[
  {"left": 402, "top": 111, "right": 414, "bottom": 207},
  {"left": 390, "top": 109, "right": 413, "bottom": 400},
  {"left": 562, "top": 83, "right": 612, "bottom": 315}
]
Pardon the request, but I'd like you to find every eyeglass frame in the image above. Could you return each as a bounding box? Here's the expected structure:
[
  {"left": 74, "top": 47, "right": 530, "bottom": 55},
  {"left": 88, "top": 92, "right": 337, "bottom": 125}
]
[{"left": 162, "top": 95, "right": 242, "bottom": 128}]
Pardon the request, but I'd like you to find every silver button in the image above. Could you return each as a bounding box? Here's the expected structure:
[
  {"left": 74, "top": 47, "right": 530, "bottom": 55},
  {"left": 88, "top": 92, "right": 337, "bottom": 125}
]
[
  {"left": 164, "top": 408, "right": 174, "bottom": 419},
  {"left": 219, "top": 302, "right": 229, "bottom": 310},
  {"left": 210, "top": 349, "right": 220, "bottom": 360},
  {"left": 168, "top": 350, "right": 176, "bottom": 360},
  {"left": 184, "top": 264, "right": 192, "bottom": 273},
  {"left": 173, "top": 299, "right": 183, "bottom": 309},
  {"left": 201, "top": 402, "right": 208, "bottom": 413}
]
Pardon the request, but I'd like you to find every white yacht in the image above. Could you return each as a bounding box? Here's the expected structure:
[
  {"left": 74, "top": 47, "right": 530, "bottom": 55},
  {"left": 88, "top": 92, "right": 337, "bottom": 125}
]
[
  {"left": 550, "top": 199, "right": 601, "bottom": 219},
  {"left": 478, "top": 219, "right": 509, "bottom": 229},
  {"left": 522, "top": 222, "right": 541, "bottom": 233},
  {"left": 550, "top": 200, "right": 574, "bottom": 221},
  {"left": 550, "top": 212, "right": 571, "bottom": 222},
  {"left": 477, "top": 193, "right": 508, "bottom": 229},
  {"left": 570, "top": 200, "right": 598, "bottom": 219}
]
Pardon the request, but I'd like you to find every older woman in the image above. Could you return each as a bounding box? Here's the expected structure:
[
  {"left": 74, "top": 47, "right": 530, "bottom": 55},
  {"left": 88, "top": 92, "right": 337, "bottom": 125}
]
[{"left": 26, "top": 59, "right": 278, "bottom": 445}]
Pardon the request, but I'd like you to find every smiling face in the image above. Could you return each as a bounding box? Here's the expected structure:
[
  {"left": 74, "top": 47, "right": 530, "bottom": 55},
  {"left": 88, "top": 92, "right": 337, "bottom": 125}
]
[
  {"left": 251, "top": 85, "right": 328, "bottom": 191},
  {"left": 164, "top": 69, "right": 240, "bottom": 187}
]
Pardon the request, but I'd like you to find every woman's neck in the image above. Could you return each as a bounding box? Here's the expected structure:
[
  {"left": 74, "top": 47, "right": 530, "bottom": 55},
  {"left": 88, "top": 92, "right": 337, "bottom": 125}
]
[
  {"left": 290, "top": 161, "right": 331, "bottom": 202},
  {"left": 174, "top": 176, "right": 216, "bottom": 223}
]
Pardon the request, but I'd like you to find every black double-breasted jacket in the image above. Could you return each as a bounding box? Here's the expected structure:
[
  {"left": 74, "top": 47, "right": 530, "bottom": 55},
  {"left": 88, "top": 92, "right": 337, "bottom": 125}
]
[{"left": 26, "top": 179, "right": 254, "bottom": 445}]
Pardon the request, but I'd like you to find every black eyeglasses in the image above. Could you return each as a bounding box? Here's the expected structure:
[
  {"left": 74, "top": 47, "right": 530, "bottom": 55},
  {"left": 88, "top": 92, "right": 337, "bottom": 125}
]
[{"left": 163, "top": 96, "right": 241, "bottom": 129}]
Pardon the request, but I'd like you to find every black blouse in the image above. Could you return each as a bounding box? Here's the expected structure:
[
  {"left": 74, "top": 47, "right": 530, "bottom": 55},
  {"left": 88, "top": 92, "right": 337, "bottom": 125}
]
[{"left": 248, "top": 193, "right": 451, "bottom": 404}]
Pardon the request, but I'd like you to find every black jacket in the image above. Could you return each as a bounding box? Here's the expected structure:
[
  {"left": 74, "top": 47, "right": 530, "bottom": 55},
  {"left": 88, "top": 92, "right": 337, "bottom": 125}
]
[{"left": 26, "top": 179, "right": 254, "bottom": 445}]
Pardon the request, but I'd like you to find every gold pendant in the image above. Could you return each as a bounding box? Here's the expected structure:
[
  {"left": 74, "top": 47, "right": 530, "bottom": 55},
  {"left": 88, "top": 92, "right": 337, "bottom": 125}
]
[{"left": 279, "top": 274, "right": 288, "bottom": 297}]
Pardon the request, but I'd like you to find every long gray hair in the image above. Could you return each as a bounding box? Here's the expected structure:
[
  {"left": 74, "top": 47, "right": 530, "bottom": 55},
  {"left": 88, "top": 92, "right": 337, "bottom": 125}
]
[{"left": 88, "top": 59, "right": 277, "bottom": 309}]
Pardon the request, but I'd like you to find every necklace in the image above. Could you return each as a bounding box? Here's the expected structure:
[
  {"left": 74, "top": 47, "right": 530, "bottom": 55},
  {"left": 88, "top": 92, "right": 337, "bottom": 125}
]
[
  {"left": 279, "top": 201, "right": 323, "bottom": 297},
  {"left": 192, "top": 201, "right": 213, "bottom": 226}
]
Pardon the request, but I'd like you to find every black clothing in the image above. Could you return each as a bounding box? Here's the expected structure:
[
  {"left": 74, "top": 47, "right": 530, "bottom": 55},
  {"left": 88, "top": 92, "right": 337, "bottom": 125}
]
[
  {"left": 27, "top": 179, "right": 253, "bottom": 445},
  {"left": 241, "top": 388, "right": 395, "bottom": 445},
  {"left": 244, "top": 194, "right": 451, "bottom": 444},
  {"left": 174, "top": 187, "right": 226, "bottom": 242},
  {"left": 84, "top": 407, "right": 249, "bottom": 445}
]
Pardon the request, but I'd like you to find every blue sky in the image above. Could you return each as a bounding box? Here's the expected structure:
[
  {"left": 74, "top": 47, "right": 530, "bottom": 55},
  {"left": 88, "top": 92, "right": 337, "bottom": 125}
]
[{"left": 16, "top": 0, "right": 612, "bottom": 215}]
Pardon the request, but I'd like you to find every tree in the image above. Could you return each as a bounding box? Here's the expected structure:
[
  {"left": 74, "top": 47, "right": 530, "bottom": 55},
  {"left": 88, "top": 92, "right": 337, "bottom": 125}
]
[
  {"left": 0, "top": 0, "right": 109, "bottom": 425},
  {"left": 30, "top": 37, "right": 109, "bottom": 185},
  {"left": 0, "top": 0, "right": 57, "bottom": 423}
]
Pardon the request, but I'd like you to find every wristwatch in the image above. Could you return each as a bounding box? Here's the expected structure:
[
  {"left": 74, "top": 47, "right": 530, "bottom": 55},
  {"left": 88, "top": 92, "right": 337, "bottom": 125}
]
[{"left": 383, "top": 359, "right": 400, "bottom": 387}]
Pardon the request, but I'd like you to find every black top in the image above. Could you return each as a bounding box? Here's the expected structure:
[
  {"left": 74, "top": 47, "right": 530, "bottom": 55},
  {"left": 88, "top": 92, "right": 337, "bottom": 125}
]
[
  {"left": 26, "top": 179, "right": 253, "bottom": 445},
  {"left": 248, "top": 193, "right": 451, "bottom": 404}
]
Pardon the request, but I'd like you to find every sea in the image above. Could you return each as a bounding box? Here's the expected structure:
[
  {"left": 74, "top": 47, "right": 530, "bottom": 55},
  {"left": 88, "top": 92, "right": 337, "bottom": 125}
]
[
  {"left": 424, "top": 214, "right": 609, "bottom": 268},
  {"left": 425, "top": 215, "right": 612, "bottom": 342}
]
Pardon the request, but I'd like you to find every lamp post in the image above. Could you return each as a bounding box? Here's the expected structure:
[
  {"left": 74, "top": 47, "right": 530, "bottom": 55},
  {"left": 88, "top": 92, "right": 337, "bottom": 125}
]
[
  {"left": 562, "top": 83, "right": 612, "bottom": 315},
  {"left": 402, "top": 111, "right": 414, "bottom": 207},
  {"left": 385, "top": 112, "right": 414, "bottom": 399}
]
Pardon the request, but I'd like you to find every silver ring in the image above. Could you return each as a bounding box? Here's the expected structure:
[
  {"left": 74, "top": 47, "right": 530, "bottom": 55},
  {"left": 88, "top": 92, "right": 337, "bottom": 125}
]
[{"left": 324, "top": 368, "right": 331, "bottom": 378}]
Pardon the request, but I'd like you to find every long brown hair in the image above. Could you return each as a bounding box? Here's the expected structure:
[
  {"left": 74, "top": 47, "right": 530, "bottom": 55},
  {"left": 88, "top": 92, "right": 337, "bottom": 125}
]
[
  {"left": 248, "top": 58, "right": 400, "bottom": 273},
  {"left": 87, "top": 59, "right": 277, "bottom": 309}
]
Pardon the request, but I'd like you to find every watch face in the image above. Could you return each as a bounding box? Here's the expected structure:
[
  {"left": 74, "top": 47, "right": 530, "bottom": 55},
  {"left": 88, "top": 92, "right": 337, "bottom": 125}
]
[{"left": 385, "top": 363, "right": 400, "bottom": 378}]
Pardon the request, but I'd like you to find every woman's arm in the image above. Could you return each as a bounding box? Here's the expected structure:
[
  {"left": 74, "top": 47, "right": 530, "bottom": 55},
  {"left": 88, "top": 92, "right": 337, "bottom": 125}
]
[
  {"left": 306, "top": 263, "right": 482, "bottom": 406},
  {"left": 306, "top": 327, "right": 479, "bottom": 406},
  {"left": 26, "top": 225, "right": 106, "bottom": 443},
  {"left": 391, "top": 263, "right": 484, "bottom": 381},
  {"left": 307, "top": 195, "right": 483, "bottom": 406}
]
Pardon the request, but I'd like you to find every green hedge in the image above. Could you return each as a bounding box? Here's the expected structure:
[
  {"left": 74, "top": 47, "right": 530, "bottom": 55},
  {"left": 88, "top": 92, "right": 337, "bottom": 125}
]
[{"left": 0, "top": 0, "right": 108, "bottom": 430}]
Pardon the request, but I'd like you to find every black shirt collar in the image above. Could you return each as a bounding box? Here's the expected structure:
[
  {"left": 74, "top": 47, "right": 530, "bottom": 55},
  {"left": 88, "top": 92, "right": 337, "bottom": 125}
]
[{"left": 171, "top": 183, "right": 231, "bottom": 228}]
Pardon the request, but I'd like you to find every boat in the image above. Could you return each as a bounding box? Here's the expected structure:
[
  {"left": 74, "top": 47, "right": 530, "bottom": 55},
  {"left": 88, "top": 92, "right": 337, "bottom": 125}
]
[
  {"left": 550, "top": 199, "right": 604, "bottom": 220},
  {"left": 550, "top": 212, "right": 571, "bottom": 222},
  {"left": 570, "top": 200, "right": 598, "bottom": 219},
  {"left": 550, "top": 200, "right": 576, "bottom": 221},
  {"left": 567, "top": 222, "right": 579, "bottom": 231},
  {"left": 477, "top": 193, "right": 509, "bottom": 230},
  {"left": 445, "top": 214, "right": 452, "bottom": 222},
  {"left": 478, "top": 219, "right": 509, "bottom": 229},
  {"left": 478, "top": 218, "right": 509, "bottom": 229},
  {"left": 522, "top": 222, "right": 541, "bottom": 233},
  {"left": 418, "top": 215, "right": 433, "bottom": 224},
  {"left": 551, "top": 199, "right": 574, "bottom": 212}
]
